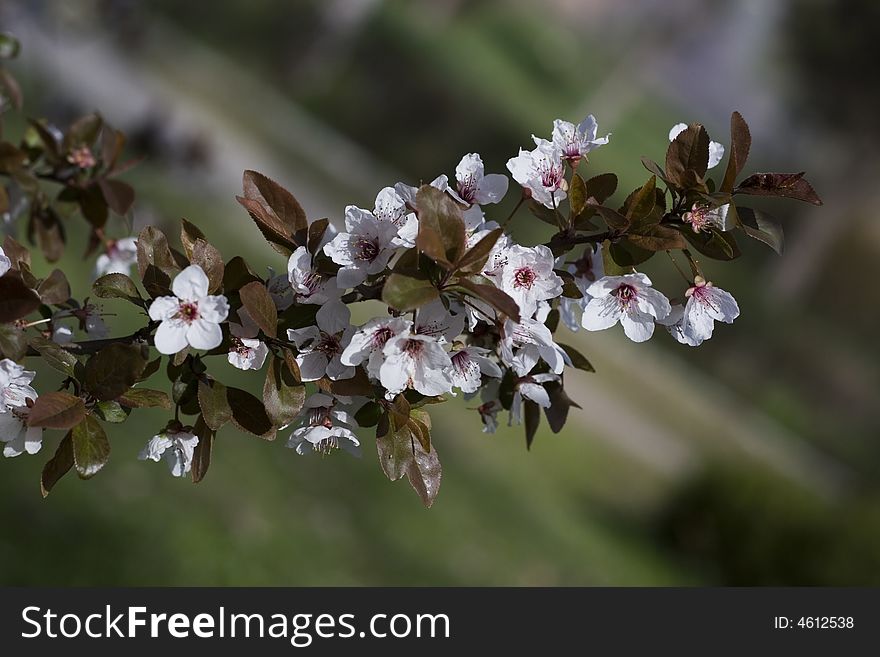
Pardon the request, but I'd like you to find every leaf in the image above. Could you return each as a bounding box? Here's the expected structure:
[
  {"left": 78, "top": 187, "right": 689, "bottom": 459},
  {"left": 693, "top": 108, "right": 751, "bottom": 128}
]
[
  {"left": 602, "top": 239, "right": 630, "bottom": 276},
  {"left": 737, "top": 206, "right": 784, "bottom": 255},
  {"left": 263, "top": 356, "right": 306, "bottom": 428},
  {"left": 191, "top": 238, "right": 224, "bottom": 294},
  {"left": 454, "top": 278, "right": 520, "bottom": 323},
  {"left": 382, "top": 273, "right": 439, "bottom": 312},
  {"left": 720, "top": 111, "right": 752, "bottom": 193},
  {"left": 682, "top": 227, "right": 742, "bottom": 261},
  {"left": 640, "top": 157, "right": 667, "bottom": 182},
  {"left": 223, "top": 256, "right": 261, "bottom": 290},
  {"left": 0, "top": 142, "right": 26, "bottom": 172},
  {"left": 28, "top": 392, "right": 86, "bottom": 430},
  {"left": 83, "top": 343, "right": 148, "bottom": 401},
  {"left": 29, "top": 336, "right": 79, "bottom": 376},
  {"left": 31, "top": 205, "right": 66, "bottom": 262},
  {"left": 237, "top": 170, "right": 306, "bottom": 254},
  {"left": 527, "top": 199, "right": 560, "bottom": 227},
  {"left": 101, "top": 124, "right": 126, "bottom": 172},
  {"left": 734, "top": 172, "right": 823, "bottom": 205},
  {"left": 2, "top": 235, "right": 30, "bottom": 269},
  {"left": 559, "top": 343, "right": 595, "bottom": 373},
  {"left": 666, "top": 123, "right": 710, "bottom": 186},
  {"left": 93, "top": 400, "right": 131, "bottom": 423},
  {"left": 77, "top": 184, "right": 108, "bottom": 230},
  {"left": 71, "top": 415, "right": 110, "bottom": 479},
  {"left": 41, "top": 433, "right": 74, "bottom": 498},
  {"left": 524, "top": 399, "right": 541, "bottom": 450},
  {"left": 625, "top": 224, "right": 686, "bottom": 252},
  {"left": 64, "top": 113, "right": 103, "bottom": 151},
  {"left": 307, "top": 218, "right": 329, "bottom": 255},
  {"left": 591, "top": 204, "right": 630, "bottom": 231},
  {"left": 406, "top": 437, "right": 442, "bottom": 508},
  {"left": 92, "top": 273, "right": 143, "bottom": 305},
  {"left": 622, "top": 175, "right": 657, "bottom": 224},
  {"left": 568, "top": 173, "right": 588, "bottom": 217},
  {"left": 191, "top": 415, "right": 214, "bottom": 484},
  {"left": 37, "top": 269, "right": 70, "bottom": 305},
  {"left": 0, "top": 323, "right": 27, "bottom": 360},
  {"left": 117, "top": 387, "right": 171, "bottom": 409},
  {"left": 238, "top": 281, "right": 278, "bottom": 338},
  {"left": 97, "top": 178, "right": 135, "bottom": 216},
  {"left": 0, "top": 67, "right": 22, "bottom": 111},
  {"left": 544, "top": 382, "right": 580, "bottom": 434},
  {"left": 609, "top": 240, "right": 653, "bottom": 267},
  {"left": 317, "top": 367, "right": 373, "bottom": 397},
  {"left": 180, "top": 218, "right": 206, "bottom": 260},
  {"left": 457, "top": 228, "right": 502, "bottom": 274},
  {"left": 227, "top": 386, "right": 275, "bottom": 439},
  {"left": 0, "top": 272, "right": 41, "bottom": 322},
  {"left": 415, "top": 185, "right": 467, "bottom": 267},
  {"left": 136, "top": 226, "right": 178, "bottom": 296}
]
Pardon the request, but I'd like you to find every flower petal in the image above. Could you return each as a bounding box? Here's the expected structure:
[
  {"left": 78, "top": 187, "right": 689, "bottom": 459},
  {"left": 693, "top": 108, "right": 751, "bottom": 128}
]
[
  {"left": 172, "top": 264, "right": 210, "bottom": 301},
  {"left": 186, "top": 318, "right": 223, "bottom": 350}
]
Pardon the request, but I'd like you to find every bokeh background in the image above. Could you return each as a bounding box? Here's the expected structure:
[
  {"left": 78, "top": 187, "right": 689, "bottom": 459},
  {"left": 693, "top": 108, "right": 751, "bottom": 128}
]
[{"left": 1, "top": 0, "right": 879, "bottom": 585}]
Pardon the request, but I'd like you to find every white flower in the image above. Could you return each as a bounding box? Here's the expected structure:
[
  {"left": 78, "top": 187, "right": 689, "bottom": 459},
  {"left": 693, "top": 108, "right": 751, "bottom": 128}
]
[
  {"left": 558, "top": 245, "right": 604, "bottom": 332},
  {"left": 509, "top": 373, "right": 559, "bottom": 425},
  {"left": 267, "top": 271, "right": 294, "bottom": 311},
  {"left": 447, "top": 153, "right": 509, "bottom": 206},
  {"left": 669, "top": 123, "right": 725, "bottom": 170},
  {"left": 682, "top": 202, "right": 733, "bottom": 233},
  {"left": 227, "top": 308, "right": 269, "bottom": 371},
  {"left": 373, "top": 187, "right": 419, "bottom": 247},
  {"left": 379, "top": 331, "right": 454, "bottom": 398},
  {"left": 286, "top": 300, "right": 355, "bottom": 381},
  {"left": 414, "top": 299, "right": 465, "bottom": 343},
  {"left": 657, "top": 304, "right": 701, "bottom": 347},
  {"left": 393, "top": 174, "right": 449, "bottom": 208},
  {"left": 286, "top": 246, "right": 339, "bottom": 306},
  {"left": 148, "top": 265, "right": 230, "bottom": 355},
  {"left": 0, "top": 404, "right": 43, "bottom": 457},
  {"left": 0, "top": 359, "right": 37, "bottom": 409},
  {"left": 323, "top": 206, "right": 399, "bottom": 288},
  {"left": 138, "top": 429, "right": 199, "bottom": 477},
  {"left": 286, "top": 393, "right": 361, "bottom": 457},
  {"left": 0, "top": 245, "right": 11, "bottom": 277},
  {"left": 450, "top": 346, "right": 502, "bottom": 394},
  {"left": 506, "top": 141, "right": 567, "bottom": 209},
  {"left": 497, "top": 244, "right": 563, "bottom": 319},
  {"left": 53, "top": 304, "right": 109, "bottom": 341},
  {"left": 661, "top": 277, "right": 739, "bottom": 346},
  {"left": 500, "top": 317, "right": 568, "bottom": 376},
  {"left": 581, "top": 273, "right": 671, "bottom": 343},
  {"left": 547, "top": 116, "right": 610, "bottom": 162},
  {"left": 94, "top": 237, "right": 138, "bottom": 278},
  {"left": 340, "top": 315, "right": 411, "bottom": 379},
  {"left": 52, "top": 325, "right": 74, "bottom": 344}
]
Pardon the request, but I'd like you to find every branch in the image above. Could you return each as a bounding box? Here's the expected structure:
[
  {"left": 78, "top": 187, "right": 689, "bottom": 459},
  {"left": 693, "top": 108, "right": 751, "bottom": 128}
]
[{"left": 24, "top": 325, "right": 157, "bottom": 357}]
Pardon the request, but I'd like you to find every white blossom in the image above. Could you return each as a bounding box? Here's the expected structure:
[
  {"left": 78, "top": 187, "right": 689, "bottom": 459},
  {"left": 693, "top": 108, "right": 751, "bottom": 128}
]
[
  {"left": 660, "top": 277, "right": 739, "bottom": 346},
  {"left": 546, "top": 115, "right": 610, "bottom": 162},
  {"left": 93, "top": 237, "right": 138, "bottom": 278},
  {"left": 509, "top": 373, "right": 559, "bottom": 425},
  {"left": 286, "top": 300, "right": 355, "bottom": 381},
  {"left": 0, "top": 404, "right": 43, "bottom": 457},
  {"left": 0, "top": 359, "right": 37, "bottom": 408},
  {"left": 323, "top": 206, "right": 399, "bottom": 288},
  {"left": 287, "top": 246, "right": 339, "bottom": 305},
  {"left": 500, "top": 317, "right": 568, "bottom": 376},
  {"left": 669, "top": 123, "right": 725, "bottom": 170},
  {"left": 286, "top": 393, "right": 361, "bottom": 457},
  {"left": 447, "top": 153, "right": 509, "bottom": 206},
  {"left": 450, "top": 346, "right": 502, "bottom": 394},
  {"left": 227, "top": 308, "right": 269, "bottom": 371},
  {"left": 267, "top": 271, "right": 294, "bottom": 311},
  {"left": 379, "top": 331, "right": 454, "bottom": 398},
  {"left": 414, "top": 299, "right": 465, "bottom": 343},
  {"left": 138, "top": 429, "right": 199, "bottom": 477},
  {"left": 558, "top": 245, "right": 604, "bottom": 332},
  {"left": 340, "top": 315, "right": 411, "bottom": 379},
  {"left": 0, "top": 245, "right": 11, "bottom": 277},
  {"left": 497, "top": 244, "right": 563, "bottom": 319},
  {"left": 682, "top": 202, "right": 733, "bottom": 233},
  {"left": 506, "top": 141, "right": 567, "bottom": 209},
  {"left": 373, "top": 186, "right": 419, "bottom": 247},
  {"left": 581, "top": 273, "right": 671, "bottom": 343},
  {"left": 148, "top": 265, "right": 230, "bottom": 355}
]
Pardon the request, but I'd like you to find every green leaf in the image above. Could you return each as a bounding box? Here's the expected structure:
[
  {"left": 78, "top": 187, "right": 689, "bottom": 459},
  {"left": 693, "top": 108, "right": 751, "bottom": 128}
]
[
  {"left": 734, "top": 172, "right": 823, "bottom": 205},
  {"left": 720, "top": 111, "right": 751, "bottom": 193},
  {"left": 41, "top": 432, "right": 74, "bottom": 498},
  {"left": 355, "top": 401, "right": 382, "bottom": 428},
  {"left": 381, "top": 273, "right": 439, "bottom": 312},
  {"left": 559, "top": 343, "right": 595, "bottom": 373},
  {"left": 29, "top": 336, "right": 79, "bottom": 376},
  {"left": 415, "top": 185, "right": 467, "bottom": 267},
  {"left": 227, "top": 386, "right": 275, "bottom": 439},
  {"left": 93, "top": 400, "right": 131, "bottom": 423},
  {"left": 97, "top": 178, "right": 135, "bottom": 216},
  {"left": 601, "top": 239, "right": 629, "bottom": 276},
  {"left": 263, "top": 356, "right": 306, "bottom": 428},
  {"left": 0, "top": 323, "right": 27, "bottom": 360},
  {"left": 737, "top": 206, "right": 784, "bottom": 255},
  {"left": 180, "top": 218, "right": 207, "bottom": 260},
  {"left": 92, "top": 273, "right": 143, "bottom": 305},
  {"left": 568, "top": 173, "right": 588, "bottom": 217},
  {"left": 453, "top": 278, "right": 520, "bottom": 323},
  {"left": 191, "top": 415, "right": 214, "bottom": 484},
  {"left": 83, "top": 343, "right": 148, "bottom": 401},
  {"left": 118, "top": 387, "right": 172, "bottom": 410},
  {"left": 28, "top": 391, "right": 86, "bottom": 430},
  {"left": 71, "top": 415, "right": 110, "bottom": 479},
  {"left": 682, "top": 227, "right": 742, "bottom": 261},
  {"left": 239, "top": 281, "right": 278, "bottom": 338},
  {"left": 457, "top": 227, "right": 502, "bottom": 274},
  {"left": 0, "top": 273, "right": 41, "bottom": 323},
  {"left": 666, "top": 123, "right": 710, "bottom": 186},
  {"left": 37, "top": 269, "right": 71, "bottom": 305}
]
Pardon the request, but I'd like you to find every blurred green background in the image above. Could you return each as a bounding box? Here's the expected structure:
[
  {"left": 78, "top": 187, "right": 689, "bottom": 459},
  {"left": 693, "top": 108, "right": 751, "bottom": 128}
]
[{"left": 1, "top": 0, "right": 879, "bottom": 585}]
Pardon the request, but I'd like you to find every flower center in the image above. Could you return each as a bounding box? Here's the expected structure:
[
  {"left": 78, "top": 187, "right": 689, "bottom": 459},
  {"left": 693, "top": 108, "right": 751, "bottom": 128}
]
[
  {"left": 314, "top": 435, "right": 340, "bottom": 455},
  {"left": 371, "top": 326, "right": 394, "bottom": 349},
  {"left": 230, "top": 337, "right": 252, "bottom": 356},
  {"left": 457, "top": 175, "right": 477, "bottom": 203},
  {"left": 176, "top": 301, "right": 200, "bottom": 323},
  {"left": 451, "top": 350, "right": 478, "bottom": 376},
  {"left": 613, "top": 284, "right": 637, "bottom": 308},
  {"left": 355, "top": 238, "right": 380, "bottom": 262},
  {"left": 538, "top": 158, "right": 564, "bottom": 190},
  {"left": 513, "top": 266, "right": 536, "bottom": 290},
  {"left": 404, "top": 338, "right": 424, "bottom": 357},
  {"left": 575, "top": 252, "right": 598, "bottom": 281},
  {"left": 683, "top": 205, "right": 710, "bottom": 232},
  {"left": 308, "top": 406, "right": 334, "bottom": 429},
  {"left": 315, "top": 332, "right": 341, "bottom": 356}
]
